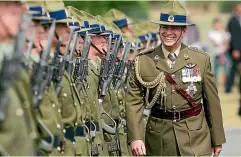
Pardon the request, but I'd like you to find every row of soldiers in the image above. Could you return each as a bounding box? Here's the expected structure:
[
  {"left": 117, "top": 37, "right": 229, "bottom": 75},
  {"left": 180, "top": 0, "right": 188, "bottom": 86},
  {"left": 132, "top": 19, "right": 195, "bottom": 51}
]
[{"left": 0, "top": 0, "right": 160, "bottom": 156}]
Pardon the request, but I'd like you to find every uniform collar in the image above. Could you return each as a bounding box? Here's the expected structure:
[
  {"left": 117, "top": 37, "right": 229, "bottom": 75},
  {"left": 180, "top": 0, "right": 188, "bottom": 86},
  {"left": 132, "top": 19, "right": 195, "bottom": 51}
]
[{"left": 162, "top": 44, "right": 181, "bottom": 59}]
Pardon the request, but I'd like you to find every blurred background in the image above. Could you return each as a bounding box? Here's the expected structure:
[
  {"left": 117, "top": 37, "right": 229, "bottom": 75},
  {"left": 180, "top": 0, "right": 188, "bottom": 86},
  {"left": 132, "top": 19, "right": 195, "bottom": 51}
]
[{"left": 65, "top": 0, "right": 241, "bottom": 155}]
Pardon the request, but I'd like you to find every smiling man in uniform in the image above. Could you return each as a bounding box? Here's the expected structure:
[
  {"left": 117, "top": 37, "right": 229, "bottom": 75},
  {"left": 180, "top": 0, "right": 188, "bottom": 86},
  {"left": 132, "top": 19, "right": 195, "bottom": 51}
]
[{"left": 126, "top": 1, "right": 226, "bottom": 156}]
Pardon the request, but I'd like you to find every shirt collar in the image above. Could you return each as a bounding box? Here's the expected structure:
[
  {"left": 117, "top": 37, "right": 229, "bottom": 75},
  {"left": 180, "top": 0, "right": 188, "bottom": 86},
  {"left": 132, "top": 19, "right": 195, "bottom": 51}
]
[{"left": 162, "top": 44, "right": 181, "bottom": 59}]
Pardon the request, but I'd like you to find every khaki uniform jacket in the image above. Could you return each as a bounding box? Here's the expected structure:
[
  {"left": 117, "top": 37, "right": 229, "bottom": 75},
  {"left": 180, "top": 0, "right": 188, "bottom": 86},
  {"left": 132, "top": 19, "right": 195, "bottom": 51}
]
[{"left": 126, "top": 44, "right": 226, "bottom": 156}]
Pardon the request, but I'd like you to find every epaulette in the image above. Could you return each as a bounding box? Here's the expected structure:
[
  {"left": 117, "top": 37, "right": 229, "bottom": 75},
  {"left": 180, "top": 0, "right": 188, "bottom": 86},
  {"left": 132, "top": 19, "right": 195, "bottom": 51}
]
[
  {"left": 137, "top": 48, "right": 154, "bottom": 56},
  {"left": 187, "top": 46, "right": 209, "bottom": 56}
]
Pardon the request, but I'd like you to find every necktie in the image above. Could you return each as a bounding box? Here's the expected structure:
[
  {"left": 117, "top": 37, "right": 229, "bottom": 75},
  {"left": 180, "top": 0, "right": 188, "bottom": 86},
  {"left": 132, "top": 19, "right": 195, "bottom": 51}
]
[{"left": 168, "top": 53, "right": 177, "bottom": 70}]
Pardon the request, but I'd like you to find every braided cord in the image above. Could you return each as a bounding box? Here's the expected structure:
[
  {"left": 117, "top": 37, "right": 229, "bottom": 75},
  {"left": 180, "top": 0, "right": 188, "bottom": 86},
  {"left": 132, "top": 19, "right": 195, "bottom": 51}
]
[{"left": 134, "top": 56, "right": 166, "bottom": 109}]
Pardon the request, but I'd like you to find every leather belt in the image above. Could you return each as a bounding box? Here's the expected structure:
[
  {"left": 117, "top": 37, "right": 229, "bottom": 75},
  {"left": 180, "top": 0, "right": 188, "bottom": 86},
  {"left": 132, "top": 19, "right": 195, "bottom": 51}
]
[
  {"left": 75, "top": 126, "right": 85, "bottom": 137},
  {"left": 151, "top": 103, "right": 202, "bottom": 122},
  {"left": 64, "top": 127, "right": 75, "bottom": 142}
]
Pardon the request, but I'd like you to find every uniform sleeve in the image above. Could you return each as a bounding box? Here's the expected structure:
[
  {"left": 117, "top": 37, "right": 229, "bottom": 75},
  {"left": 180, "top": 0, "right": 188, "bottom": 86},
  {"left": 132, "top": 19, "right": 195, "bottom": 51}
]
[
  {"left": 125, "top": 62, "right": 145, "bottom": 144},
  {"left": 202, "top": 56, "right": 226, "bottom": 146}
]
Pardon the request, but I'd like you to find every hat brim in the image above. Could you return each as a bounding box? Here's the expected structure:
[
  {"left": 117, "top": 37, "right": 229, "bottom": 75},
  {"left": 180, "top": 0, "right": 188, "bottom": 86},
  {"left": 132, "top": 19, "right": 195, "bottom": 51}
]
[
  {"left": 27, "top": 10, "right": 40, "bottom": 14},
  {"left": 32, "top": 16, "right": 52, "bottom": 21},
  {"left": 41, "top": 18, "right": 78, "bottom": 24},
  {"left": 150, "top": 20, "right": 195, "bottom": 26},
  {"left": 75, "top": 27, "right": 94, "bottom": 33}
]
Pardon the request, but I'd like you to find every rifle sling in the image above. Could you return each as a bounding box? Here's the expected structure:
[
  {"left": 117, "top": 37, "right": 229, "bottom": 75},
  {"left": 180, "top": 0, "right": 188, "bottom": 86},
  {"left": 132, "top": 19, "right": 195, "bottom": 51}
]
[{"left": 91, "top": 42, "right": 105, "bottom": 56}]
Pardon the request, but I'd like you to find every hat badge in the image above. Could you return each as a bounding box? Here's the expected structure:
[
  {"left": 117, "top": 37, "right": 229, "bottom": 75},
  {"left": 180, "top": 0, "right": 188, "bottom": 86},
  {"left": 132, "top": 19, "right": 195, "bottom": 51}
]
[{"left": 168, "top": 15, "right": 174, "bottom": 22}]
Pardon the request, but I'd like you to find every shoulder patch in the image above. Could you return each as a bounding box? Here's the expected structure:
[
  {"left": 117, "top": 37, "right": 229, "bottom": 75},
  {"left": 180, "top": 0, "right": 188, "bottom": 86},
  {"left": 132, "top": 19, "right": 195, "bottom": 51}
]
[
  {"left": 187, "top": 46, "right": 209, "bottom": 57},
  {"left": 137, "top": 48, "right": 154, "bottom": 56}
]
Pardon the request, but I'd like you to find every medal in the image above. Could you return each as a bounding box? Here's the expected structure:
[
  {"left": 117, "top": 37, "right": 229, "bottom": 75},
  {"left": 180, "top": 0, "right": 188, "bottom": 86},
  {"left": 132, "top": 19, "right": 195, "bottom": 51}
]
[
  {"left": 186, "top": 69, "right": 191, "bottom": 82},
  {"left": 182, "top": 68, "right": 188, "bottom": 83},
  {"left": 197, "top": 68, "right": 202, "bottom": 82},
  {"left": 186, "top": 82, "right": 197, "bottom": 97},
  {"left": 193, "top": 67, "right": 198, "bottom": 82}
]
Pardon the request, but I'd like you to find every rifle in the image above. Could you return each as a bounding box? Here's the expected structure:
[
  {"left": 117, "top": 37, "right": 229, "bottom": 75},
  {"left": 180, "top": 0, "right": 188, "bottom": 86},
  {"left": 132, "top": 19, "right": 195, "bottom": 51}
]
[
  {"left": 73, "top": 32, "right": 91, "bottom": 89},
  {"left": 52, "top": 30, "right": 74, "bottom": 96},
  {"left": 0, "top": 13, "right": 32, "bottom": 122},
  {"left": 112, "top": 41, "right": 131, "bottom": 91},
  {"left": 22, "top": 30, "right": 35, "bottom": 71},
  {"left": 31, "top": 21, "right": 56, "bottom": 109},
  {"left": 98, "top": 35, "right": 117, "bottom": 135},
  {"left": 44, "top": 37, "right": 62, "bottom": 89},
  {"left": 107, "top": 33, "right": 123, "bottom": 86},
  {"left": 124, "top": 42, "right": 139, "bottom": 93},
  {"left": 65, "top": 32, "right": 78, "bottom": 76}
]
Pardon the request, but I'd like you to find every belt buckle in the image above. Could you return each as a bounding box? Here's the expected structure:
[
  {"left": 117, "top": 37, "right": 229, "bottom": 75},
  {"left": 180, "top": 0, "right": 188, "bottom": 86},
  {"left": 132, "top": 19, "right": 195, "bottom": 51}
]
[{"left": 173, "top": 109, "right": 181, "bottom": 122}]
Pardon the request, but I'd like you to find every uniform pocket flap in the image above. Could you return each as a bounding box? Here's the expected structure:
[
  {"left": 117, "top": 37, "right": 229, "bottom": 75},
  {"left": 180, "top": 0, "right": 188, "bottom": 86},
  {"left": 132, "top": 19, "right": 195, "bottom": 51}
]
[{"left": 185, "top": 112, "right": 203, "bottom": 131}]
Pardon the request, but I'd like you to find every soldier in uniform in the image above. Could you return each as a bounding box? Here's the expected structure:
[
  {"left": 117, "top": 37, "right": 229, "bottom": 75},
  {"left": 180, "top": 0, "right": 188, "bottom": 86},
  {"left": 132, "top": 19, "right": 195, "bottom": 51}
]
[
  {"left": 42, "top": 1, "right": 91, "bottom": 156},
  {"left": 0, "top": 1, "right": 37, "bottom": 155},
  {"left": 126, "top": 1, "right": 226, "bottom": 156}
]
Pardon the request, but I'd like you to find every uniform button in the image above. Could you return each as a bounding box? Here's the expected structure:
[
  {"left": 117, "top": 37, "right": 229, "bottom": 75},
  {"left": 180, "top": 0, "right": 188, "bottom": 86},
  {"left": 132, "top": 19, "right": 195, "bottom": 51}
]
[
  {"left": 74, "top": 103, "right": 77, "bottom": 106},
  {"left": 73, "top": 141, "right": 76, "bottom": 145},
  {"left": 57, "top": 124, "right": 61, "bottom": 129},
  {"left": 93, "top": 101, "right": 96, "bottom": 104},
  {"left": 80, "top": 101, "right": 83, "bottom": 105},
  {"left": 58, "top": 109, "right": 61, "bottom": 113},
  {"left": 63, "top": 129, "right": 66, "bottom": 133},
  {"left": 172, "top": 89, "right": 175, "bottom": 93},
  {"left": 75, "top": 123, "right": 78, "bottom": 126},
  {"left": 52, "top": 103, "right": 56, "bottom": 108},
  {"left": 173, "top": 120, "right": 177, "bottom": 123},
  {"left": 172, "top": 74, "right": 175, "bottom": 78},
  {"left": 172, "top": 105, "right": 176, "bottom": 109},
  {"left": 16, "top": 108, "right": 23, "bottom": 116},
  {"left": 149, "top": 126, "right": 152, "bottom": 130},
  {"left": 63, "top": 93, "right": 67, "bottom": 97}
]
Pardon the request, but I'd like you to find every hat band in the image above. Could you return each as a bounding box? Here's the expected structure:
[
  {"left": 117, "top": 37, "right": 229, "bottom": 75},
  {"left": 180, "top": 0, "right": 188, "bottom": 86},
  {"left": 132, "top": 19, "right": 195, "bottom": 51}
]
[
  {"left": 113, "top": 18, "right": 128, "bottom": 27},
  {"left": 49, "top": 9, "right": 67, "bottom": 20},
  {"left": 84, "top": 21, "right": 90, "bottom": 28},
  {"left": 151, "top": 33, "right": 157, "bottom": 39},
  {"left": 79, "top": 31, "right": 86, "bottom": 36},
  {"left": 68, "top": 21, "right": 80, "bottom": 27},
  {"left": 113, "top": 34, "right": 121, "bottom": 39},
  {"left": 29, "top": 6, "right": 44, "bottom": 17},
  {"left": 89, "top": 27, "right": 105, "bottom": 34},
  {"left": 138, "top": 35, "right": 146, "bottom": 42},
  {"left": 89, "top": 24, "right": 106, "bottom": 33},
  {"left": 160, "top": 13, "right": 186, "bottom": 23}
]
